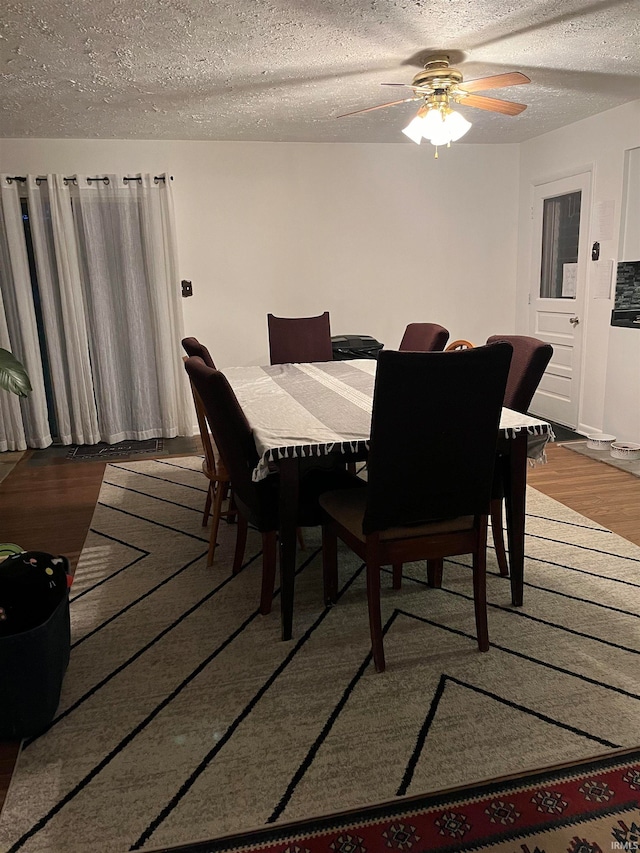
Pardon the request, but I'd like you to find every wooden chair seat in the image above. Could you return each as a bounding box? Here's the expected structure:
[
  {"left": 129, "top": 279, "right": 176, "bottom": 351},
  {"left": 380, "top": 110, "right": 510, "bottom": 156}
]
[{"left": 321, "top": 488, "right": 474, "bottom": 542}]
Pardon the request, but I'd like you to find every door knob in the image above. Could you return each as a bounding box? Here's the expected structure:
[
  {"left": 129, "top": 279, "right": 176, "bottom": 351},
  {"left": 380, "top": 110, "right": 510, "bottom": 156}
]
[{"left": 569, "top": 316, "right": 580, "bottom": 326}]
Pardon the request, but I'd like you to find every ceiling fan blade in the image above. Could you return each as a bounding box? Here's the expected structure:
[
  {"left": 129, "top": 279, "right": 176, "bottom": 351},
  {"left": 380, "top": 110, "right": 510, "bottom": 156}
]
[
  {"left": 336, "top": 97, "right": 421, "bottom": 118},
  {"left": 458, "top": 94, "right": 527, "bottom": 115},
  {"left": 458, "top": 72, "right": 531, "bottom": 93},
  {"left": 381, "top": 82, "right": 432, "bottom": 95}
]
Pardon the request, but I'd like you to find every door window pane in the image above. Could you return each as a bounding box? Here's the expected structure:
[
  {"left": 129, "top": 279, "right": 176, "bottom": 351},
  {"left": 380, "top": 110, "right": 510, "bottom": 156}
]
[{"left": 540, "top": 191, "right": 581, "bottom": 298}]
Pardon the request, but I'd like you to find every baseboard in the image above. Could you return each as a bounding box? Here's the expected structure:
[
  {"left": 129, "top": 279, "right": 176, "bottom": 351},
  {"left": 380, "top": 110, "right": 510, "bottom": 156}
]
[{"left": 577, "top": 423, "right": 599, "bottom": 437}]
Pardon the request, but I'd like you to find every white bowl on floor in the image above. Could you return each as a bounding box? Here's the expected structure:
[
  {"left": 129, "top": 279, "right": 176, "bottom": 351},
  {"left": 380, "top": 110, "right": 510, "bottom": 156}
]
[
  {"left": 610, "top": 442, "right": 640, "bottom": 460},
  {"left": 586, "top": 434, "right": 616, "bottom": 450}
]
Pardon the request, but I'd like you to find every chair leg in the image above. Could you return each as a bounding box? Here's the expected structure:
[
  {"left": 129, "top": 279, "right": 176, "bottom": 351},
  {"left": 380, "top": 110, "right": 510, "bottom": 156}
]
[
  {"left": 392, "top": 562, "right": 403, "bottom": 590},
  {"left": 297, "top": 528, "right": 306, "bottom": 550},
  {"left": 260, "top": 531, "right": 278, "bottom": 615},
  {"left": 427, "top": 558, "right": 443, "bottom": 588},
  {"left": 202, "top": 482, "right": 213, "bottom": 526},
  {"left": 473, "top": 523, "right": 490, "bottom": 652},
  {"left": 322, "top": 522, "right": 338, "bottom": 604},
  {"left": 224, "top": 485, "right": 237, "bottom": 523},
  {"left": 232, "top": 514, "right": 248, "bottom": 575},
  {"left": 206, "top": 480, "right": 226, "bottom": 568},
  {"left": 491, "top": 498, "right": 509, "bottom": 576},
  {"left": 366, "top": 557, "right": 385, "bottom": 673}
]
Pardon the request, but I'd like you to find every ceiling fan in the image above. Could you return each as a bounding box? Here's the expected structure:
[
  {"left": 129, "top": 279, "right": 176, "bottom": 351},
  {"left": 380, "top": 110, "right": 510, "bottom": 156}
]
[{"left": 338, "top": 54, "right": 531, "bottom": 154}]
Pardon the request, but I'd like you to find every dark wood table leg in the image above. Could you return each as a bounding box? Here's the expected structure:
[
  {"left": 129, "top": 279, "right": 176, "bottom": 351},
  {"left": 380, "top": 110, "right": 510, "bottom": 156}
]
[
  {"left": 503, "top": 431, "right": 528, "bottom": 607},
  {"left": 278, "top": 457, "right": 300, "bottom": 641}
]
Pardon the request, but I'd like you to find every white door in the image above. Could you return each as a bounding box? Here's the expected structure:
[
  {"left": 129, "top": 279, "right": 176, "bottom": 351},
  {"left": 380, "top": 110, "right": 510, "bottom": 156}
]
[{"left": 529, "top": 171, "right": 591, "bottom": 428}]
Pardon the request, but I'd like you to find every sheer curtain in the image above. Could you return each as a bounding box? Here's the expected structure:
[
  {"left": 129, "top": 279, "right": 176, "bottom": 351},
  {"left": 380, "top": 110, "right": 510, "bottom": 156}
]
[
  {"left": 26, "top": 175, "right": 100, "bottom": 445},
  {"left": 69, "top": 174, "right": 190, "bottom": 441},
  {"left": 0, "top": 172, "right": 191, "bottom": 449},
  {"left": 0, "top": 177, "right": 51, "bottom": 450}
]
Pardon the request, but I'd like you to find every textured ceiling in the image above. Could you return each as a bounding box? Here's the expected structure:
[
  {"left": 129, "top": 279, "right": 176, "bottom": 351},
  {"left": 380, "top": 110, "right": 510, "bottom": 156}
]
[{"left": 1, "top": 0, "right": 639, "bottom": 144}]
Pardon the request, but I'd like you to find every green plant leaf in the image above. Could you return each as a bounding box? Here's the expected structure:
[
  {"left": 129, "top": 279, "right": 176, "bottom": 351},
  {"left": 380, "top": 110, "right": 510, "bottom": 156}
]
[{"left": 0, "top": 348, "right": 32, "bottom": 397}]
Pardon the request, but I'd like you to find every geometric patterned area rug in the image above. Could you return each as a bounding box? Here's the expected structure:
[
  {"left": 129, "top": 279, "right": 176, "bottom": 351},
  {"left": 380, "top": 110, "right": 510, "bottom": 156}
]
[
  {"left": 2, "top": 456, "right": 640, "bottom": 853},
  {"left": 153, "top": 747, "right": 640, "bottom": 852}
]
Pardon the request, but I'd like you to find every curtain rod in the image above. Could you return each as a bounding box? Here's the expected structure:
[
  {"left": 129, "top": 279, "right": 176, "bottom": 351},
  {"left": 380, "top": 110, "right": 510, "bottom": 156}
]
[{"left": 6, "top": 175, "right": 172, "bottom": 185}]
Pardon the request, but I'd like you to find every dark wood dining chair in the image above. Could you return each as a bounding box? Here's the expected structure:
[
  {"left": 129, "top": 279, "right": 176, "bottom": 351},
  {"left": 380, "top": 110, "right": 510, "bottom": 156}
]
[
  {"left": 485, "top": 334, "right": 553, "bottom": 577},
  {"left": 267, "top": 311, "right": 333, "bottom": 364},
  {"left": 319, "top": 343, "right": 513, "bottom": 672},
  {"left": 398, "top": 323, "right": 449, "bottom": 352},
  {"left": 445, "top": 339, "right": 475, "bottom": 351},
  {"left": 185, "top": 356, "right": 364, "bottom": 615},
  {"left": 182, "top": 336, "right": 216, "bottom": 369},
  {"left": 181, "top": 338, "right": 234, "bottom": 567}
]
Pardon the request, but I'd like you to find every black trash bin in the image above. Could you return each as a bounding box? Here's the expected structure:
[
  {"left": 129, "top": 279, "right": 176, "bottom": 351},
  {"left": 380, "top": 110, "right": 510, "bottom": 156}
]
[
  {"left": 331, "top": 334, "right": 384, "bottom": 360},
  {"left": 0, "top": 552, "right": 71, "bottom": 738}
]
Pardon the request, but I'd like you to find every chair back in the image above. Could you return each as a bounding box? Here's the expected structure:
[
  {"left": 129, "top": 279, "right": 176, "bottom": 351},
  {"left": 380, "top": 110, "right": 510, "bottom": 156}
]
[
  {"left": 363, "top": 344, "right": 513, "bottom": 535},
  {"left": 399, "top": 323, "right": 449, "bottom": 352},
  {"left": 445, "top": 339, "right": 475, "bottom": 351},
  {"left": 185, "top": 357, "right": 275, "bottom": 528},
  {"left": 183, "top": 356, "right": 219, "bottom": 479},
  {"left": 486, "top": 335, "right": 553, "bottom": 414},
  {"left": 181, "top": 337, "right": 216, "bottom": 368},
  {"left": 267, "top": 311, "right": 333, "bottom": 364}
]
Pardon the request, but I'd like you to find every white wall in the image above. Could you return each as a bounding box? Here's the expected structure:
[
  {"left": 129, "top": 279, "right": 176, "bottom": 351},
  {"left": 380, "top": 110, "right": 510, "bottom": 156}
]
[
  {"left": 0, "top": 138, "right": 519, "bottom": 367},
  {"left": 515, "top": 100, "right": 640, "bottom": 440},
  {"left": 621, "top": 147, "right": 640, "bottom": 259}
]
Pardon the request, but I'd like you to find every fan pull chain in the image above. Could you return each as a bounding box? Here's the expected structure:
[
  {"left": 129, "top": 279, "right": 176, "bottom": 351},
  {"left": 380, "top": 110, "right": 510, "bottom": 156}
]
[{"left": 434, "top": 141, "right": 452, "bottom": 159}]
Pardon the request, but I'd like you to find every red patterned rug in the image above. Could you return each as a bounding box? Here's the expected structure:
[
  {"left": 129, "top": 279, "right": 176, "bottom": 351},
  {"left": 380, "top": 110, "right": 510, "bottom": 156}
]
[{"left": 151, "top": 747, "right": 640, "bottom": 853}]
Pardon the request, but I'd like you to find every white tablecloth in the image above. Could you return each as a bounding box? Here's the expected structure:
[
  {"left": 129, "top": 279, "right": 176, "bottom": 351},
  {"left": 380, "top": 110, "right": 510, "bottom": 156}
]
[{"left": 224, "top": 359, "right": 552, "bottom": 481}]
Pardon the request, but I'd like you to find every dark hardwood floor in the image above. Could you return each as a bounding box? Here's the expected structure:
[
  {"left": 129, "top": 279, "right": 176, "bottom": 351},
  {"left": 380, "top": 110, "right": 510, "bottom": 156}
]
[
  {"left": 0, "top": 452, "right": 107, "bottom": 573},
  {"left": 528, "top": 442, "right": 640, "bottom": 547},
  {"left": 1, "top": 440, "right": 639, "bottom": 810}
]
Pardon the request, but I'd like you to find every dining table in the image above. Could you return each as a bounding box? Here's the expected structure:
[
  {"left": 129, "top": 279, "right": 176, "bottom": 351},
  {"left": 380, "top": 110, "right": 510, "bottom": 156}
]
[{"left": 223, "top": 358, "right": 552, "bottom": 641}]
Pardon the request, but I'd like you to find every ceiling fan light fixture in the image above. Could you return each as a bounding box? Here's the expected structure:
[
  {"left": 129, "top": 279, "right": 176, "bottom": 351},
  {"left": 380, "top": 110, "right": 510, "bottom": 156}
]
[
  {"left": 445, "top": 110, "right": 471, "bottom": 142},
  {"left": 401, "top": 106, "right": 429, "bottom": 144},
  {"left": 442, "top": 108, "right": 472, "bottom": 142},
  {"left": 428, "top": 127, "right": 453, "bottom": 147},
  {"left": 423, "top": 106, "right": 472, "bottom": 145},
  {"left": 401, "top": 103, "right": 472, "bottom": 149},
  {"left": 421, "top": 106, "right": 447, "bottom": 140},
  {"left": 401, "top": 114, "right": 426, "bottom": 144}
]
